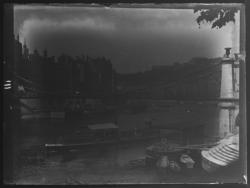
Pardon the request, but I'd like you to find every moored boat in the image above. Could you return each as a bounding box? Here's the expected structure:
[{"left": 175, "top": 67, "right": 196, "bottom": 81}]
[{"left": 201, "top": 133, "right": 239, "bottom": 173}]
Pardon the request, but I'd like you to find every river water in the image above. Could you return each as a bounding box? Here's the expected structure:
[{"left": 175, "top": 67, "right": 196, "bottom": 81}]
[{"left": 12, "top": 101, "right": 241, "bottom": 184}]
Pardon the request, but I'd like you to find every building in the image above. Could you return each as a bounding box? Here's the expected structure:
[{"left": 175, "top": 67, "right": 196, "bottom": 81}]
[{"left": 13, "top": 37, "right": 115, "bottom": 99}]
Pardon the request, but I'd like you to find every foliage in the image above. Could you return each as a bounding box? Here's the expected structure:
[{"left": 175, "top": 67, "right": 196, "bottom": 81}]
[{"left": 194, "top": 7, "right": 238, "bottom": 28}]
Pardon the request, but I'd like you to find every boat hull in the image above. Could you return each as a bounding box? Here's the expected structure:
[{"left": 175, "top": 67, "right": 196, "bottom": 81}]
[{"left": 201, "top": 134, "right": 239, "bottom": 173}]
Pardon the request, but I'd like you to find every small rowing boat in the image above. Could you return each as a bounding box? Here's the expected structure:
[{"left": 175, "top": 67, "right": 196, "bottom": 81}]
[{"left": 201, "top": 133, "right": 239, "bottom": 173}]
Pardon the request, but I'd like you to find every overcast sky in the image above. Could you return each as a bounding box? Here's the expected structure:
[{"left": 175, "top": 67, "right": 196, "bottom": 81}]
[{"left": 14, "top": 5, "right": 238, "bottom": 73}]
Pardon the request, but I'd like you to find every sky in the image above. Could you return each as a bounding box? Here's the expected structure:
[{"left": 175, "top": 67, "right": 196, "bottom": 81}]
[{"left": 14, "top": 5, "right": 238, "bottom": 73}]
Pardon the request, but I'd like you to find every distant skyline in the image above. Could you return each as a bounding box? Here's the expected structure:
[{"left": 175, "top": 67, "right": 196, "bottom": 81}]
[{"left": 14, "top": 5, "right": 239, "bottom": 73}]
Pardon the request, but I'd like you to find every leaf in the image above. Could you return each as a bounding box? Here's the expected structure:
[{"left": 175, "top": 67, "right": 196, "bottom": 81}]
[{"left": 194, "top": 7, "right": 238, "bottom": 29}]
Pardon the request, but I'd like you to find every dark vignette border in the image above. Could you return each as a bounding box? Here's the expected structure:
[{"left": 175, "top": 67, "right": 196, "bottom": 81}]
[{"left": 1, "top": 0, "right": 249, "bottom": 188}]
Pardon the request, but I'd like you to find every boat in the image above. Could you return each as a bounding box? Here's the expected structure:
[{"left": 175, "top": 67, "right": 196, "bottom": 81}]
[
  {"left": 45, "top": 124, "right": 160, "bottom": 154},
  {"left": 201, "top": 133, "right": 239, "bottom": 173}
]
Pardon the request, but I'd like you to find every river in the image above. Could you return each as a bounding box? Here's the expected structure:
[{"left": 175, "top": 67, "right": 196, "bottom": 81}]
[{"left": 12, "top": 100, "right": 241, "bottom": 184}]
